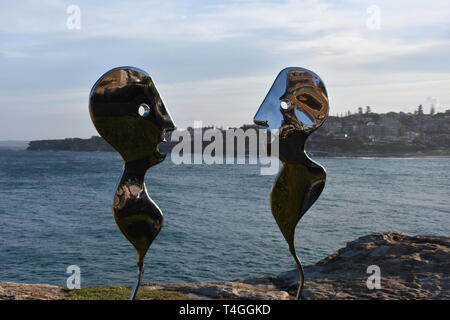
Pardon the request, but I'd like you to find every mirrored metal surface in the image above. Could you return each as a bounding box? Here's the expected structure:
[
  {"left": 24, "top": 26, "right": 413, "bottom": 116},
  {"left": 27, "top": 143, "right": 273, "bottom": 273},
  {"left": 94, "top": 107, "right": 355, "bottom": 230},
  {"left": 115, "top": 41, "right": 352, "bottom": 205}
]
[
  {"left": 89, "top": 66, "right": 175, "bottom": 299},
  {"left": 253, "top": 67, "right": 329, "bottom": 299}
]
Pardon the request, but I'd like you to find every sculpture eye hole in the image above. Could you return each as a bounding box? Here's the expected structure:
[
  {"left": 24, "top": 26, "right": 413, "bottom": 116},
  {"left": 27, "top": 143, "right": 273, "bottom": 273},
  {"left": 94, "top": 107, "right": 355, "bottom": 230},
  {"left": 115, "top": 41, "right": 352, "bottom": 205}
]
[
  {"left": 280, "top": 100, "right": 290, "bottom": 110},
  {"left": 138, "top": 104, "right": 151, "bottom": 117}
]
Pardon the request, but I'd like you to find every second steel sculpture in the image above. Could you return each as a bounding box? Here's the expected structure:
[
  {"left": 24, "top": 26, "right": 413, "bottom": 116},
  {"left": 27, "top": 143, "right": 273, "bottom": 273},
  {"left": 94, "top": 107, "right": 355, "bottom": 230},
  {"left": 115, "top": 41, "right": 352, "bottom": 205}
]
[{"left": 253, "top": 67, "right": 329, "bottom": 299}]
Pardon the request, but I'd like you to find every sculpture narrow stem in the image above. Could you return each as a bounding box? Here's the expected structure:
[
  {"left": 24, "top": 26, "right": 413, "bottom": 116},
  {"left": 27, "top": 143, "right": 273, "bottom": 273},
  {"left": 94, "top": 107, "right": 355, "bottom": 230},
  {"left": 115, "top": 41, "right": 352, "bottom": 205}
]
[
  {"left": 129, "top": 263, "right": 144, "bottom": 300},
  {"left": 289, "top": 246, "right": 305, "bottom": 300}
]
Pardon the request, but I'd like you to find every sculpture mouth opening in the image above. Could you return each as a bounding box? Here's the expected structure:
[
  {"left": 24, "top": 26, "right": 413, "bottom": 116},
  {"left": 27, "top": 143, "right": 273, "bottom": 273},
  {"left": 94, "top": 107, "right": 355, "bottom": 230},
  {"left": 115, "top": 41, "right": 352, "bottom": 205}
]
[
  {"left": 156, "top": 126, "right": 175, "bottom": 158},
  {"left": 254, "top": 119, "right": 269, "bottom": 127}
]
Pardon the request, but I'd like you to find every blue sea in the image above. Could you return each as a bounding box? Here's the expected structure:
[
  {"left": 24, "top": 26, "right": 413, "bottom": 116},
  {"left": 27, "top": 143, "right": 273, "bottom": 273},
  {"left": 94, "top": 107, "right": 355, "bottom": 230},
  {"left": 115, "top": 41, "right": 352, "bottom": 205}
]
[{"left": 0, "top": 149, "right": 448, "bottom": 287}]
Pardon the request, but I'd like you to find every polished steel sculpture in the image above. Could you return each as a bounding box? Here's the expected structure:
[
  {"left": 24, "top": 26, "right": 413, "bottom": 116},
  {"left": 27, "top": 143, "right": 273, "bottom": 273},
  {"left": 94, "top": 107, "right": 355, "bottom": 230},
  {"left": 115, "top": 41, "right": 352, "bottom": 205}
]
[
  {"left": 89, "top": 66, "right": 175, "bottom": 300},
  {"left": 253, "top": 67, "right": 329, "bottom": 299}
]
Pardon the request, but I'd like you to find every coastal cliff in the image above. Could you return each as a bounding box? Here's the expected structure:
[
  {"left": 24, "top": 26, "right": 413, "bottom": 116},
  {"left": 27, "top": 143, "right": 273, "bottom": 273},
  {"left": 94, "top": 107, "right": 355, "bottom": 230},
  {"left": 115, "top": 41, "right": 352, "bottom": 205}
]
[
  {"left": 27, "top": 136, "right": 114, "bottom": 152},
  {"left": 26, "top": 135, "right": 450, "bottom": 157},
  {"left": 26, "top": 113, "right": 450, "bottom": 158},
  {"left": 1, "top": 232, "right": 448, "bottom": 300}
]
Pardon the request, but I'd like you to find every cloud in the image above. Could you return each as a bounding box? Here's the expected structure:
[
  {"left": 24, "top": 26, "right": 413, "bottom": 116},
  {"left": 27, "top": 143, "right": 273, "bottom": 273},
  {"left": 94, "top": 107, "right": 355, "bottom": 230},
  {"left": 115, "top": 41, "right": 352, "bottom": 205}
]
[{"left": 0, "top": 0, "right": 449, "bottom": 139}]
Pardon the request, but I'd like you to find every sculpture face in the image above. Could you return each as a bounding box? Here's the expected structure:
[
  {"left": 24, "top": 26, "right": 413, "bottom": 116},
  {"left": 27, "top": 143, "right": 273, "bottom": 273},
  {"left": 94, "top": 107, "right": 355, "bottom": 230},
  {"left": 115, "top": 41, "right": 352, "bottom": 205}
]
[
  {"left": 89, "top": 66, "right": 175, "bottom": 166},
  {"left": 254, "top": 67, "right": 329, "bottom": 155},
  {"left": 89, "top": 67, "right": 175, "bottom": 299},
  {"left": 253, "top": 67, "right": 329, "bottom": 299}
]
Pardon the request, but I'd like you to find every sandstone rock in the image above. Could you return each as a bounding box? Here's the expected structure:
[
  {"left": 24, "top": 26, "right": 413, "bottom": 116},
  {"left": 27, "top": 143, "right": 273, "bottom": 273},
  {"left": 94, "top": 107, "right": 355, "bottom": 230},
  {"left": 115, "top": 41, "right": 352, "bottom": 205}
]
[
  {"left": 0, "top": 282, "right": 66, "bottom": 300},
  {"left": 277, "top": 232, "right": 450, "bottom": 299},
  {"left": 143, "top": 277, "right": 291, "bottom": 300}
]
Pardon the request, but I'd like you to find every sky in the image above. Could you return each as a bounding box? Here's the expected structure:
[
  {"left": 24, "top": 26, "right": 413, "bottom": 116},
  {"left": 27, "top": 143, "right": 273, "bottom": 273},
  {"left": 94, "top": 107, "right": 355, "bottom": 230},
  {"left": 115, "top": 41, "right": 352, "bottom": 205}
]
[{"left": 0, "top": 0, "right": 449, "bottom": 140}]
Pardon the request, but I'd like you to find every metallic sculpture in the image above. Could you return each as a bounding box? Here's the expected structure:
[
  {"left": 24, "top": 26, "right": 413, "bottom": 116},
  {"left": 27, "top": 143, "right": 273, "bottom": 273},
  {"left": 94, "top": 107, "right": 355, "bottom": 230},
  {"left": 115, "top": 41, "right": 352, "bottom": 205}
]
[
  {"left": 89, "top": 66, "right": 175, "bottom": 300},
  {"left": 253, "top": 67, "right": 329, "bottom": 299}
]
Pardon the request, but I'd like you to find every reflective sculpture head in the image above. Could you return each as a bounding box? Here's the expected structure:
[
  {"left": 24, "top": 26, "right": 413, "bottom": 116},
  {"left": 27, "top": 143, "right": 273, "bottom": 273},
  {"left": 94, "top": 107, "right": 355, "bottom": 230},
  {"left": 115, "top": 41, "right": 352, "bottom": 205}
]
[
  {"left": 89, "top": 66, "right": 175, "bottom": 166},
  {"left": 254, "top": 67, "right": 329, "bottom": 163}
]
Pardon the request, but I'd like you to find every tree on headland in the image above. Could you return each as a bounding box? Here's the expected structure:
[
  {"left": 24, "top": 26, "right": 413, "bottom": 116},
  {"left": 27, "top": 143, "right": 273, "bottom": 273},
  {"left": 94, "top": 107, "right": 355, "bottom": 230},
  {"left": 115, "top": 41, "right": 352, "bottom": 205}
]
[
  {"left": 417, "top": 104, "right": 424, "bottom": 115},
  {"left": 430, "top": 105, "right": 435, "bottom": 115}
]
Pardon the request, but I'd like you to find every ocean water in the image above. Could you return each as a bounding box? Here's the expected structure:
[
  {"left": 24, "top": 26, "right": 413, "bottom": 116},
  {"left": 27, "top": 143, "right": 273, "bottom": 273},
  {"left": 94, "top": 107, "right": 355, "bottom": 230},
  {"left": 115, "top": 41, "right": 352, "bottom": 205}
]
[{"left": 0, "top": 149, "right": 448, "bottom": 287}]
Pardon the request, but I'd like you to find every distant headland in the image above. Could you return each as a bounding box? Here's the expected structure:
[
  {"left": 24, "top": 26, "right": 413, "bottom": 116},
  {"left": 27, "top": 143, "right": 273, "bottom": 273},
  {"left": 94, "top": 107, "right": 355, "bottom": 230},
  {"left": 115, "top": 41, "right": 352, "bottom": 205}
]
[{"left": 26, "top": 108, "right": 450, "bottom": 157}]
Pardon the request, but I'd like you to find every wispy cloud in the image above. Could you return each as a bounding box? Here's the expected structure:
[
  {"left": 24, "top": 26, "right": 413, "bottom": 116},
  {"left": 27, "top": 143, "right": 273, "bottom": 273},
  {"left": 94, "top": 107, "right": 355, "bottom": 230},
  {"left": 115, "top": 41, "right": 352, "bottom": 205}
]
[{"left": 0, "top": 0, "right": 449, "bottom": 139}]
